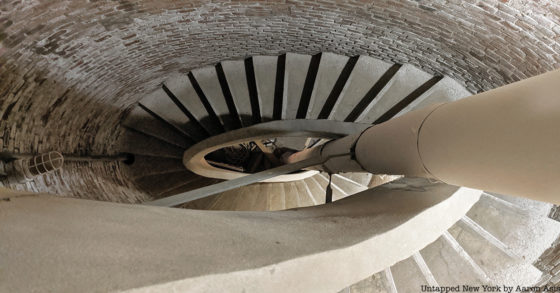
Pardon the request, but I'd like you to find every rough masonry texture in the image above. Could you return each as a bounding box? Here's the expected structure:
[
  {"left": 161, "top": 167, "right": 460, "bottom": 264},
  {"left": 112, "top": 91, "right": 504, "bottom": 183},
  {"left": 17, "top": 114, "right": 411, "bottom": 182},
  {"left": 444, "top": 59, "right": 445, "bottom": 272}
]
[{"left": 1, "top": 0, "right": 559, "bottom": 197}]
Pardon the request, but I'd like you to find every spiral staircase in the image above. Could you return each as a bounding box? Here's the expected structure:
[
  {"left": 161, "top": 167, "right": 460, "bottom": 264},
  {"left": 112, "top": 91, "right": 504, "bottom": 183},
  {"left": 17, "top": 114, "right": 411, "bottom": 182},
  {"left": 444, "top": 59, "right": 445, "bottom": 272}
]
[{"left": 113, "top": 52, "right": 560, "bottom": 291}]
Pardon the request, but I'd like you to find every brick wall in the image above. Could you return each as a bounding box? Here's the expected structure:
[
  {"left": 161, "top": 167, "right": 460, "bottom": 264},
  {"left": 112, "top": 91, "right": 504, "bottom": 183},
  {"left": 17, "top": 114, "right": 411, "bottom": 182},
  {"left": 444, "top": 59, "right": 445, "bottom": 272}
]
[
  {"left": 0, "top": 160, "right": 148, "bottom": 203},
  {"left": 0, "top": 0, "right": 559, "bottom": 198},
  {"left": 536, "top": 237, "right": 560, "bottom": 287}
]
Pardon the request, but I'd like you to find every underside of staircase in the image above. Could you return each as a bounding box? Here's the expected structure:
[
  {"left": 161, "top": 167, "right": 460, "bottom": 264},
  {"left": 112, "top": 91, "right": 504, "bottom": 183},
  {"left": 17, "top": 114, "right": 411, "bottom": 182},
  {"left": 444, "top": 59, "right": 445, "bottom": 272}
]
[{"left": 115, "top": 52, "right": 560, "bottom": 291}]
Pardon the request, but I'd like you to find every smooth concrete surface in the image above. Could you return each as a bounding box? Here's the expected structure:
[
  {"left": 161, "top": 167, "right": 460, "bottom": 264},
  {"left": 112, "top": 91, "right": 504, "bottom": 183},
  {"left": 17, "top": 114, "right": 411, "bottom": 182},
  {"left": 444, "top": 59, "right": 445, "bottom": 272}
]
[
  {"left": 357, "top": 64, "right": 432, "bottom": 123},
  {"left": 191, "top": 66, "right": 236, "bottom": 131},
  {"left": 283, "top": 53, "right": 312, "bottom": 120},
  {"left": 122, "top": 106, "right": 192, "bottom": 149},
  {"left": 448, "top": 220, "right": 541, "bottom": 285},
  {"left": 0, "top": 178, "right": 480, "bottom": 293},
  {"left": 307, "top": 52, "right": 349, "bottom": 119},
  {"left": 163, "top": 73, "right": 221, "bottom": 135},
  {"left": 221, "top": 60, "right": 254, "bottom": 127},
  {"left": 351, "top": 69, "right": 560, "bottom": 204},
  {"left": 253, "top": 56, "right": 278, "bottom": 121},
  {"left": 343, "top": 271, "right": 392, "bottom": 293},
  {"left": 394, "top": 76, "right": 471, "bottom": 118},
  {"left": 139, "top": 84, "right": 198, "bottom": 137},
  {"left": 420, "top": 236, "right": 486, "bottom": 286},
  {"left": 117, "top": 130, "right": 184, "bottom": 159},
  {"left": 391, "top": 257, "right": 428, "bottom": 293},
  {"left": 488, "top": 191, "right": 553, "bottom": 217},
  {"left": 419, "top": 69, "right": 560, "bottom": 203},
  {"left": 354, "top": 104, "right": 442, "bottom": 176},
  {"left": 303, "top": 176, "right": 327, "bottom": 204},
  {"left": 330, "top": 56, "right": 393, "bottom": 121},
  {"left": 466, "top": 193, "right": 560, "bottom": 263}
]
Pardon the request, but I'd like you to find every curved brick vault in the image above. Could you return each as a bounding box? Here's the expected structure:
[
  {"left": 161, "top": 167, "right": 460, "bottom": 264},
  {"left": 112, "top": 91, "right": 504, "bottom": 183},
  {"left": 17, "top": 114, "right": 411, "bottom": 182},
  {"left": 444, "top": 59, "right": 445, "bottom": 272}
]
[{"left": 0, "top": 0, "right": 559, "bottom": 200}]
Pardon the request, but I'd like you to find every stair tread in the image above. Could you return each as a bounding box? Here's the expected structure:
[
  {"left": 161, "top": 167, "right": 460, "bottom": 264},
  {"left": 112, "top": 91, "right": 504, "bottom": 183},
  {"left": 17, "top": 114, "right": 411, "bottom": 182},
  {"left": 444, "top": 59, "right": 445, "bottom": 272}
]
[
  {"left": 158, "top": 177, "right": 220, "bottom": 199},
  {"left": 280, "top": 182, "right": 299, "bottom": 209},
  {"left": 209, "top": 184, "right": 261, "bottom": 211},
  {"left": 284, "top": 53, "right": 312, "bottom": 120},
  {"left": 466, "top": 193, "right": 560, "bottom": 262},
  {"left": 140, "top": 87, "right": 205, "bottom": 139},
  {"left": 394, "top": 76, "right": 471, "bottom": 118},
  {"left": 164, "top": 74, "right": 220, "bottom": 136},
  {"left": 134, "top": 170, "right": 199, "bottom": 198},
  {"left": 253, "top": 56, "right": 278, "bottom": 121},
  {"left": 191, "top": 66, "right": 236, "bottom": 131},
  {"left": 358, "top": 64, "right": 432, "bottom": 123},
  {"left": 486, "top": 191, "right": 553, "bottom": 216},
  {"left": 303, "top": 177, "right": 327, "bottom": 204},
  {"left": 317, "top": 173, "right": 349, "bottom": 201},
  {"left": 180, "top": 192, "right": 221, "bottom": 210},
  {"left": 391, "top": 257, "right": 429, "bottom": 293},
  {"left": 125, "top": 155, "right": 185, "bottom": 179},
  {"left": 313, "top": 174, "right": 345, "bottom": 202},
  {"left": 123, "top": 106, "right": 191, "bottom": 149},
  {"left": 337, "top": 172, "right": 372, "bottom": 187},
  {"left": 420, "top": 235, "right": 486, "bottom": 286},
  {"left": 307, "top": 52, "right": 349, "bottom": 119},
  {"left": 118, "top": 130, "right": 184, "bottom": 159},
  {"left": 345, "top": 271, "right": 392, "bottom": 293},
  {"left": 330, "top": 56, "right": 393, "bottom": 121},
  {"left": 447, "top": 220, "right": 533, "bottom": 283},
  {"left": 221, "top": 60, "right": 253, "bottom": 127},
  {"left": 331, "top": 174, "right": 368, "bottom": 196},
  {"left": 267, "top": 183, "right": 286, "bottom": 211},
  {"left": 291, "top": 181, "right": 315, "bottom": 207}
]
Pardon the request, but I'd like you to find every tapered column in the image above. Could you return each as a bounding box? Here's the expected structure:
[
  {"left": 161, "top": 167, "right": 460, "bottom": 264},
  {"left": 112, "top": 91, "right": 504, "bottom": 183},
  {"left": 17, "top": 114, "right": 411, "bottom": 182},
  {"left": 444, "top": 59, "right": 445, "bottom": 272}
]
[{"left": 353, "top": 69, "right": 560, "bottom": 204}]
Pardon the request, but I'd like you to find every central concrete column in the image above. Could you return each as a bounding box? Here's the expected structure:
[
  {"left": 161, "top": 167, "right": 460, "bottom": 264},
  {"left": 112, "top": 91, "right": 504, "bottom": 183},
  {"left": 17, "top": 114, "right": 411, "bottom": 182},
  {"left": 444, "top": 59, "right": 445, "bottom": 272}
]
[{"left": 352, "top": 69, "right": 560, "bottom": 204}]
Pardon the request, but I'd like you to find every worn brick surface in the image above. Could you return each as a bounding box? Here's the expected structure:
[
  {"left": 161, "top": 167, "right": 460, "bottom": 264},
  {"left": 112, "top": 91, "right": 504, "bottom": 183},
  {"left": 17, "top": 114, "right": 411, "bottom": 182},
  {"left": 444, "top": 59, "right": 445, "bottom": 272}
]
[
  {"left": 0, "top": 0, "right": 559, "bottom": 199},
  {"left": 0, "top": 160, "right": 148, "bottom": 203},
  {"left": 536, "top": 237, "right": 560, "bottom": 286}
]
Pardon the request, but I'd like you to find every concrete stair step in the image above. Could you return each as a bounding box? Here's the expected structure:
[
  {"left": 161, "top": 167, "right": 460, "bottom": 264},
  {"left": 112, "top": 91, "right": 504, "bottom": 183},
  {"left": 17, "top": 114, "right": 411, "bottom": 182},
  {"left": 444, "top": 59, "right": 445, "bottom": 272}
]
[
  {"left": 342, "top": 271, "right": 394, "bottom": 293},
  {"left": 209, "top": 183, "right": 264, "bottom": 211},
  {"left": 124, "top": 155, "right": 185, "bottom": 180},
  {"left": 190, "top": 66, "right": 237, "bottom": 132},
  {"left": 158, "top": 176, "right": 221, "bottom": 199},
  {"left": 315, "top": 173, "right": 349, "bottom": 201},
  {"left": 303, "top": 177, "right": 327, "bottom": 204},
  {"left": 391, "top": 256, "right": 432, "bottom": 293},
  {"left": 337, "top": 172, "right": 372, "bottom": 188},
  {"left": 420, "top": 233, "right": 489, "bottom": 286},
  {"left": 313, "top": 173, "right": 346, "bottom": 201},
  {"left": 117, "top": 129, "right": 184, "bottom": 159},
  {"left": 330, "top": 55, "right": 393, "bottom": 122},
  {"left": 486, "top": 191, "right": 554, "bottom": 218},
  {"left": 120, "top": 52, "right": 550, "bottom": 289},
  {"left": 266, "top": 182, "right": 287, "bottom": 210},
  {"left": 221, "top": 60, "right": 254, "bottom": 127},
  {"left": 394, "top": 76, "right": 471, "bottom": 118},
  {"left": 162, "top": 74, "right": 221, "bottom": 136},
  {"left": 140, "top": 86, "right": 207, "bottom": 140},
  {"left": 134, "top": 170, "right": 201, "bottom": 199},
  {"left": 307, "top": 52, "right": 350, "bottom": 119},
  {"left": 448, "top": 218, "right": 542, "bottom": 284},
  {"left": 331, "top": 174, "right": 368, "bottom": 196},
  {"left": 358, "top": 64, "right": 432, "bottom": 123},
  {"left": 466, "top": 193, "right": 560, "bottom": 263},
  {"left": 290, "top": 180, "right": 315, "bottom": 208},
  {"left": 252, "top": 56, "right": 278, "bottom": 122},
  {"left": 284, "top": 53, "right": 312, "bottom": 120},
  {"left": 123, "top": 106, "right": 193, "bottom": 149}
]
